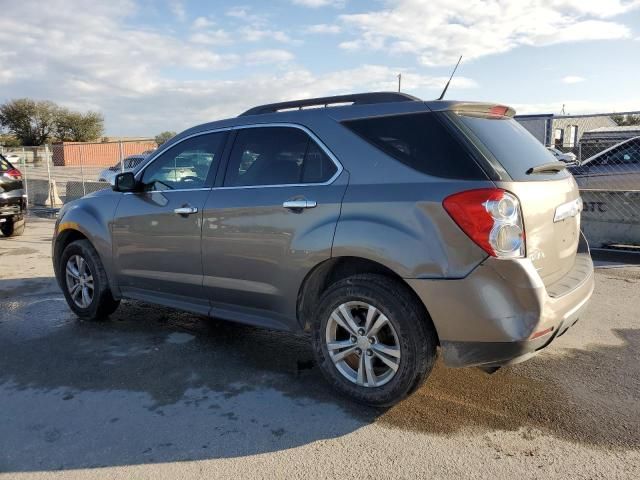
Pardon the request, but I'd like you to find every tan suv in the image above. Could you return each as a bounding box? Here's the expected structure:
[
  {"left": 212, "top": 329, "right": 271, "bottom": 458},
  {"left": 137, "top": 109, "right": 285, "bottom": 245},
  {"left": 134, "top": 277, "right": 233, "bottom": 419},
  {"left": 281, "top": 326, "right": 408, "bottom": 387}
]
[{"left": 52, "top": 92, "right": 594, "bottom": 406}]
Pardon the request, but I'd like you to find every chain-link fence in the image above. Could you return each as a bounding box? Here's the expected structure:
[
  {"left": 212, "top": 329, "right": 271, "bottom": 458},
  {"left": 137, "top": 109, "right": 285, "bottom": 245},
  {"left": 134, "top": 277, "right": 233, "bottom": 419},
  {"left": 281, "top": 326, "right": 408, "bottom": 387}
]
[
  {"left": 2, "top": 127, "right": 639, "bottom": 247},
  {"left": 552, "top": 135, "right": 640, "bottom": 247},
  {"left": 1, "top": 140, "right": 156, "bottom": 209}
]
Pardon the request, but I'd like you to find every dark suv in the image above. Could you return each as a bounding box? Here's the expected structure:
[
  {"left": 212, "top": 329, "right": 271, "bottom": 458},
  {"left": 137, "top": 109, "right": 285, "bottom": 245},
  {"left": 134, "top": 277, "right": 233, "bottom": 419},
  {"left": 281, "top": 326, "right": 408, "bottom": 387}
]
[
  {"left": 52, "top": 93, "right": 594, "bottom": 406},
  {"left": 0, "top": 154, "right": 26, "bottom": 237}
]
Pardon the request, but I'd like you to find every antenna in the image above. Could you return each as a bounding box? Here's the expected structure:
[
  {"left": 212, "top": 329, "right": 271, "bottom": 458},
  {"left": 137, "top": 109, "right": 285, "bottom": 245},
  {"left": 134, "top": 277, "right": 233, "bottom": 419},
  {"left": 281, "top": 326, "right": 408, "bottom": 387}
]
[{"left": 437, "top": 55, "right": 462, "bottom": 101}]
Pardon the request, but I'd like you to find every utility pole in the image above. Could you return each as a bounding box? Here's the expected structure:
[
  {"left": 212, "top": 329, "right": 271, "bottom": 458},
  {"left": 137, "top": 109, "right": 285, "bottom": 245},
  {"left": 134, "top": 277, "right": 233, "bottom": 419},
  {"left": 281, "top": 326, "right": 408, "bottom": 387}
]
[{"left": 397, "top": 73, "right": 402, "bottom": 92}]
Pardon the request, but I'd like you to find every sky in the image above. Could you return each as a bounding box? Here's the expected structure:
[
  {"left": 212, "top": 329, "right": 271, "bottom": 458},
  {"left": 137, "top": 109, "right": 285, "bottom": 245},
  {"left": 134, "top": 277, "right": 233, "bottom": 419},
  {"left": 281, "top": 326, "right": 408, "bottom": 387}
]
[{"left": 1, "top": 0, "right": 639, "bottom": 136}]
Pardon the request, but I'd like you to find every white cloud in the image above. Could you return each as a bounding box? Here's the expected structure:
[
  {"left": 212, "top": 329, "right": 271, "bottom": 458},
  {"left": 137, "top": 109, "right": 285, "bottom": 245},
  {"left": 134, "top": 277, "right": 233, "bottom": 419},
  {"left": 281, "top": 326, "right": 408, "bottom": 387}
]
[
  {"left": 340, "top": 0, "right": 640, "bottom": 65},
  {"left": 240, "top": 27, "right": 292, "bottom": 43},
  {"left": 292, "top": 0, "right": 345, "bottom": 7},
  {"left": 562, "top": 75, "right": 586, "bottom": 84},
  {"left": 0, "top": 0, "right": 480, "bottom": 135},
  {"left": 192, "top": 16, "right": 215, "bottom": 29},
  {"left": 245, "top": 49, "right": 295, "bottom": 65},
  {"left": 305, "top": 24, "right": 341, "bottom": 34},
  {"left": 169, "top": 0, "right": 186, "bottom": 21},
  {"left": 189, "top": 29, "right": 232, "bottom": 45}
]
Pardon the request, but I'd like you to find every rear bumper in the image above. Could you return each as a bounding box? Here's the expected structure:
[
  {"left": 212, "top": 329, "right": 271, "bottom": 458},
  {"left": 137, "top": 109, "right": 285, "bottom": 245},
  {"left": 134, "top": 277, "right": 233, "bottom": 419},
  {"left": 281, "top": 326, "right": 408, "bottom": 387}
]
[
  {"left": 0, "top": 192, "right": 27, "bottom": 219},
  {"left": 407, "top": 235, "right": 594, "bottom": 368}
]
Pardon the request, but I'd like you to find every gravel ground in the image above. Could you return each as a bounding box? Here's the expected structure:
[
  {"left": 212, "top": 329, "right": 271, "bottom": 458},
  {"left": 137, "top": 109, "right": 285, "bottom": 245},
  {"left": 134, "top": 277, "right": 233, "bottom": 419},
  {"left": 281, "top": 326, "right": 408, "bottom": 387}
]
[{"left": 1, "top": 216, "right": 639, "bottom": 479}]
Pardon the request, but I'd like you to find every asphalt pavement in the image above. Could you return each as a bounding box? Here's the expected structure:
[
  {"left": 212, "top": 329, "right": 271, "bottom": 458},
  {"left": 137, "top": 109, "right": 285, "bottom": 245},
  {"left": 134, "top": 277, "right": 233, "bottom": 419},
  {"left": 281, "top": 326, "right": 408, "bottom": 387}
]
[{"left": 0, "top": 217, "right": 638, "bottom": 479}]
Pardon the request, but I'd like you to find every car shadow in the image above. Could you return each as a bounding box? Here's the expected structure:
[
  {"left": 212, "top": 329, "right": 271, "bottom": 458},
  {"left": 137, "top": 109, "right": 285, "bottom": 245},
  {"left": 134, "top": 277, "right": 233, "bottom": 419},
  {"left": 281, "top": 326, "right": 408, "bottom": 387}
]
[{"left": 0, "top": 276, "right": 638, "bottom": 472}]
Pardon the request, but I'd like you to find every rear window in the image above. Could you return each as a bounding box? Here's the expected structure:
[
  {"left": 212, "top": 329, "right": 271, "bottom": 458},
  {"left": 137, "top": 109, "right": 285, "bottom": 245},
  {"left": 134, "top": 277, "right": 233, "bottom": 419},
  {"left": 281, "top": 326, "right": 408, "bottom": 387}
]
[
  {"left": 0, "top": 156, "right": 12, "bottom": 172},
  {"left": 342, "top": 112, "right": 486, "bottom": 179},
  {"left": 453, "top": 114, "right": 569, "bottom": 181}
]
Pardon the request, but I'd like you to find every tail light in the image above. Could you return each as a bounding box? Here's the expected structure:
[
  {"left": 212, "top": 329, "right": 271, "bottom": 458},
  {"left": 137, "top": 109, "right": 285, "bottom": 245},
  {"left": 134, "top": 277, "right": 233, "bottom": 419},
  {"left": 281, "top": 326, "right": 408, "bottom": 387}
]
[
  {"left": 443, "top": 188, "right": 525, "bottom": 258},
  {"left": 4, "top": 168, "right": 22, "bottom": 179}
]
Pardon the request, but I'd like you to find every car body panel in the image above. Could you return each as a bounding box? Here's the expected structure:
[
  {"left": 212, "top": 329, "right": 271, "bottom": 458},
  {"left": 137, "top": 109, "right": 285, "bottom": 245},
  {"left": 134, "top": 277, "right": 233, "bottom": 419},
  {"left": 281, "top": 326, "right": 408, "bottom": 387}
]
[
  {"left": 111, "top": 189, "right": 211, "bottom": 313},
  {"left": 202, "top": 177, "right": 348, "bottom": 330}
]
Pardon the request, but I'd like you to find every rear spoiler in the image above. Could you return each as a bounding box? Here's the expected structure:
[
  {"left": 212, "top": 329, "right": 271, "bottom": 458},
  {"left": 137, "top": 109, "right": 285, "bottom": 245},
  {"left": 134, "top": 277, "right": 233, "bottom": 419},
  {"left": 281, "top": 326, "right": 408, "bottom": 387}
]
[{"left": 448, "top": 103, "right": 516, "bottom": 119}]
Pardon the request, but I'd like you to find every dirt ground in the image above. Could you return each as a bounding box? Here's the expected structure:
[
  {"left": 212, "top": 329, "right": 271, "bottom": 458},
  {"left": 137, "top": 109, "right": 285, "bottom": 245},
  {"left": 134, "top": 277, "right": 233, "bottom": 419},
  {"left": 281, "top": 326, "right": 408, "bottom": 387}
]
[{"left": 1, "top": 216, "right": 639, "bottom": 479}]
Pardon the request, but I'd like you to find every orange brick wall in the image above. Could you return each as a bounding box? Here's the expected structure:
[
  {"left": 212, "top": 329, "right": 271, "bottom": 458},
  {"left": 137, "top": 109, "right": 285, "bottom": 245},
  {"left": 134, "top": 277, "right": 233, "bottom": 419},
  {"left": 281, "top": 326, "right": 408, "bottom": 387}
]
[{"left": 52, "top": 142, "right": 157, "bottom": 166}]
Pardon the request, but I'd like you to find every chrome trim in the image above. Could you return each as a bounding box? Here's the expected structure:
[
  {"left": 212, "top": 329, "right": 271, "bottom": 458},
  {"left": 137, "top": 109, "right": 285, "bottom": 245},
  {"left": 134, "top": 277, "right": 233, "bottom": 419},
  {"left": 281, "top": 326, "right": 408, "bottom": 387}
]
[
  {"left": 123, "top": 187, "right": 211, "bottom": 195},
  {"left": 134, "top": 123, "right": 344, "bottom": 189},
  {"left": 554, "top": 197, "right": 583, "bottom": 223}
]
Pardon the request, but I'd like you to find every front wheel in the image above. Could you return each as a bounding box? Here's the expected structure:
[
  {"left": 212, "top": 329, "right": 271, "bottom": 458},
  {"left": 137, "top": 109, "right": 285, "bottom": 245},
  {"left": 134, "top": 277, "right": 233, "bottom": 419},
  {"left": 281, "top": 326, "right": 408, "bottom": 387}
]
[
  {"left": 311, "top": 274, "right": 438, "bottom": 407},
  {"left": 59, "top": 239, "right": 120, "bottom": 320}
]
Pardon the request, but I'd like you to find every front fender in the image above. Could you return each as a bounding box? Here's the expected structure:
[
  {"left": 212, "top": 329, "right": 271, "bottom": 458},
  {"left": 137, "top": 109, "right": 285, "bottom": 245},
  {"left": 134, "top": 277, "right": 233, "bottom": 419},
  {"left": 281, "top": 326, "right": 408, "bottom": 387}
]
[{"left": 53, "top": 192, "right": 122, "bottom": 296}]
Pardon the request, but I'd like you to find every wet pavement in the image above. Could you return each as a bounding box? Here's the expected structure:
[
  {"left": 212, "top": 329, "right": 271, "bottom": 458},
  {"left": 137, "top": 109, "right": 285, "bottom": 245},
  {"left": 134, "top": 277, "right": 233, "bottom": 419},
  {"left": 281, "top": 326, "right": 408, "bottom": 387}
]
[{"left": 0, "top": 217, "right": 639, "bottom": 479}]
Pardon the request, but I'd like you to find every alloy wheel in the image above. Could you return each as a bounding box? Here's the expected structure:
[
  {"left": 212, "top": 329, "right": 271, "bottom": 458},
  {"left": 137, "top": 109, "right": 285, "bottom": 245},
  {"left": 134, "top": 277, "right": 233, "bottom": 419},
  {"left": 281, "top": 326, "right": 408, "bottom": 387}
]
[
  {"left": 65, "top": 254, "right": 94, "bottom": 309},
  {"left": 325, "top": 301, "right": 401, "bottom": 387}
]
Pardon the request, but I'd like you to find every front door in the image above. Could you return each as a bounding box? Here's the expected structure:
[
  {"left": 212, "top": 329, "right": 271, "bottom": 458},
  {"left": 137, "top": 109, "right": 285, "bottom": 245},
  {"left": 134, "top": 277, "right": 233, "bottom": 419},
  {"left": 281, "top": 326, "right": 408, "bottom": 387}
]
[
  {"left": 201, "top": 125, "right": 347, "bottom": 330},
  {"left": 112, "top": 131, "right": 228, "bottom": 314}
]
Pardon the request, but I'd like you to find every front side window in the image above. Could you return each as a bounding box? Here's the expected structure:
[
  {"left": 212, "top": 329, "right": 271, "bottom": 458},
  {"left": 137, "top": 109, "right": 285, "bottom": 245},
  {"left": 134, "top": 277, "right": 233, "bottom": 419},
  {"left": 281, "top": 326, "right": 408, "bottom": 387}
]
[
  {"left": 142, "top": 132, "right": 226, "bottom": 190},
  {"left": 223, "top": 127, "right": 337, "bottom": 187}
]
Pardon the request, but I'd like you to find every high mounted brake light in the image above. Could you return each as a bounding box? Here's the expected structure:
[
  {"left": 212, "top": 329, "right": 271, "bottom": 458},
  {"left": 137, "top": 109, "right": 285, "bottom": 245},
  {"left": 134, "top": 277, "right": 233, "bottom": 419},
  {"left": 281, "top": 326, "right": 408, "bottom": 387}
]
[{"left": 443, "top": 188, "right": 525, "bottom": 258}]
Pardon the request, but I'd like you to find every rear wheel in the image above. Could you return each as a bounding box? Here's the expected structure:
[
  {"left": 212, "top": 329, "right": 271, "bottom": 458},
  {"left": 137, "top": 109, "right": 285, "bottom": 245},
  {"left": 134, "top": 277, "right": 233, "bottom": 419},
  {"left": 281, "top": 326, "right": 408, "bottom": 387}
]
[
  {"left": 0, "top": 218, "right": 25, "bottom": 237},
  {"left": 60, "top": 239, "right": 120, "bottom": 320},
  {"left": 311, "top": 274, "right": 437, "bottom": 406}
]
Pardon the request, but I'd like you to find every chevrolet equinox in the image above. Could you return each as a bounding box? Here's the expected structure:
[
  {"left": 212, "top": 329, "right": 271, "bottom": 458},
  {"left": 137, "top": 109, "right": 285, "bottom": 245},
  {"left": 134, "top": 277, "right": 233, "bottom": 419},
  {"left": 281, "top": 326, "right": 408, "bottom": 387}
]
[{"left": 52, "top": 92, "right": 594, "bottom": 406}]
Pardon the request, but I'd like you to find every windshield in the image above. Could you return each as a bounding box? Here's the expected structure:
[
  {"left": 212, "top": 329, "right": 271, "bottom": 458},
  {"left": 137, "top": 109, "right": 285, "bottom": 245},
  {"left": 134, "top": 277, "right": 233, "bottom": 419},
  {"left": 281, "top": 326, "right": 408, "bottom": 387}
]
[{"left": 453, "top": 114, "right": 569, "bottom": 181}]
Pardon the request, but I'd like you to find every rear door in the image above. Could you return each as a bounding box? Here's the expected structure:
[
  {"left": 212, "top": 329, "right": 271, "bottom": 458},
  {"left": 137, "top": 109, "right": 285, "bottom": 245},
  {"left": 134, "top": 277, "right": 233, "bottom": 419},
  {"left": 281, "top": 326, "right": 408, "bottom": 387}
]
[
  {"left": 112, "top": 131, "right": 228, "bottom": 313},
  {"left": 450, "top": 112, "right": 582, "bottom": 286},
  {"left": 201, "top": 125, "right": 347, "bottom": 330}
]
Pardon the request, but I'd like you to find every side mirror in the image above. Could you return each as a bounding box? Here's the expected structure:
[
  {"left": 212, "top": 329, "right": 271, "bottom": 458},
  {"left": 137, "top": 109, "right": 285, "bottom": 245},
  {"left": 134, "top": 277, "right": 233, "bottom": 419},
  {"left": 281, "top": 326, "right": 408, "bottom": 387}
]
[{"left": 113, "top": 172, "right": 138, "bottom": 192}]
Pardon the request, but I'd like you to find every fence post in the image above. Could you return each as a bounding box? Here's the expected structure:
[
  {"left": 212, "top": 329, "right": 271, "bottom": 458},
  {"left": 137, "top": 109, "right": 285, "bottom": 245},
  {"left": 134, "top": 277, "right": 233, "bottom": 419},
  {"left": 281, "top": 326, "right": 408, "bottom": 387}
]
[
  {"left": 20, "top": 148, "right": 29, "bottom": 206},
  {"left": 79, "top": 144, "right": 86, "bottom": 196},
  {"left": 45, "top": 144, "right": 53, "bottom": 208},
  {"left": 119, "top": 141, "right": 124, "bottom": 171}
]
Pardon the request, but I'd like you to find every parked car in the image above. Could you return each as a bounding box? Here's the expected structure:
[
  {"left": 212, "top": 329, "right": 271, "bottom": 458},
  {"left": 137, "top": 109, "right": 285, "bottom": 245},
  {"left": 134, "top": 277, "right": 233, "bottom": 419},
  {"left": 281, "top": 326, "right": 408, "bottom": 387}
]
[
  {"left": 52, "top": 92, "right": 594, "bottom": 406},
  {"left": 547, "top": 147, "right": 577, "bottom": 164},
  {"left": 98, "top": 155, "right": 148, "bottom": 184},
  {"left": 569, "top": 136, "right": 640, "bottom": 190},
  {"left": 0, "top": 154, "right": 27, "bottom": 237}
]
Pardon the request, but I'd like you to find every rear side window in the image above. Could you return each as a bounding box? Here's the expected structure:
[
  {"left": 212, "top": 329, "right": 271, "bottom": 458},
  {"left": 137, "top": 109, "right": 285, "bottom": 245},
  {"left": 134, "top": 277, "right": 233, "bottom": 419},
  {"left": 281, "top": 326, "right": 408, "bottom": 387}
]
[
  {"left": 342, "top": 112, "right": 486, "bottom": 179},
  {"left": 224, "top": 127, "right": 338, "bottom": 187},
  {"left": 0, "top": 157, "right": 12, "bottom": 172},
  {"left": 454, "top": 114, "right": 570, "bottom": 181}
]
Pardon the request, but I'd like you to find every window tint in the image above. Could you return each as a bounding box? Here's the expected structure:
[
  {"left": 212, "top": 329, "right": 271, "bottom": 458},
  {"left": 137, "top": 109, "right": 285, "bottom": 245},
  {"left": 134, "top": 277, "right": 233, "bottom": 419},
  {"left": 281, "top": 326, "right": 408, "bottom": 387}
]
[
  {"left": 224, "top": 127, "right": 337, "bottom": 187},
  {"left": 342, "top": 112, "right": 485, "bottom": 179},
  {"left": 0, "top": 156, "right": 11, "bottom": 172},
  {"left": 142, "top": 133, "right": 225, "bottom": 190},
  {"left": 455, "top": 114, "right": 570, "bottom": 181}
]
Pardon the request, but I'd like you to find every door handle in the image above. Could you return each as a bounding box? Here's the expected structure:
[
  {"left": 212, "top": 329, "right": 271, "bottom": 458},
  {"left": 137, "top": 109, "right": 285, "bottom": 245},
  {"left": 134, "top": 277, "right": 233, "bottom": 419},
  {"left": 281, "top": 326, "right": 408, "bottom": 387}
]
[
  {"left": 174, "top": 206, "right": 198, "bottom": 215},
  {"left": 283, "top": 199, "right": 317, "bottom": 210}
]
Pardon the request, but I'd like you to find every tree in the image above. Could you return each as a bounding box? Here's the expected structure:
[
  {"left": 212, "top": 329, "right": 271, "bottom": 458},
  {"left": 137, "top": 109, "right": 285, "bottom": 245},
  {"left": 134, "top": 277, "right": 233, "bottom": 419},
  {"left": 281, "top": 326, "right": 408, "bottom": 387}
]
[
  {"left": 155, "top": 131, "right": 177, "bottom": 146},
  {"left": 0, "top": 98, "right": 59, "bottom": 145},
  {"left": 54, "top": 109, "right": 104, "bottom": 142},
  {"left": 0, "top": 98, "right": 104, "bottom": 145},
  {"left": 612, "top": 113, "right": 640, "bottom": 126}
]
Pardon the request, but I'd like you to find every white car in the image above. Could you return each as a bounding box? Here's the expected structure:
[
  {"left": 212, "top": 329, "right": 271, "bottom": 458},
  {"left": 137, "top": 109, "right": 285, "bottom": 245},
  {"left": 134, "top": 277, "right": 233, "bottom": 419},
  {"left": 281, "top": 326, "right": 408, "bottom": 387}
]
[
  {"left": 547, "top": 147, "right": 577, "bottom": 164},
  {"left": 98, "top": 155, "right": 147, "bottom": 184}
]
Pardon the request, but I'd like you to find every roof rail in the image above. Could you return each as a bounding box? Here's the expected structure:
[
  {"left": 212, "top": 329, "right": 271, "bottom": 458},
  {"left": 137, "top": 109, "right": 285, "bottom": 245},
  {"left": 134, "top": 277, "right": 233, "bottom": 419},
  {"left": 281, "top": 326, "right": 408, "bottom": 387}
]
[{"left": 239, "top": 91, "right": 420, "bottom": 116}]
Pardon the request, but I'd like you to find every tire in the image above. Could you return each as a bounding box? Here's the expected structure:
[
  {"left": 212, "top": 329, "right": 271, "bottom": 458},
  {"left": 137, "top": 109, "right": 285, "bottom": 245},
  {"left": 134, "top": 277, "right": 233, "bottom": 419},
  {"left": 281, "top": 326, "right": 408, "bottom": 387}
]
[
  {"left": 59, "top": 239, "right": 120, "bottom": 320},
  {"left": 1, "top": 218, "right": 25, "bottom": 237},
  {"left": 311, "top": 273, "right": 438, "bottom": 407}
]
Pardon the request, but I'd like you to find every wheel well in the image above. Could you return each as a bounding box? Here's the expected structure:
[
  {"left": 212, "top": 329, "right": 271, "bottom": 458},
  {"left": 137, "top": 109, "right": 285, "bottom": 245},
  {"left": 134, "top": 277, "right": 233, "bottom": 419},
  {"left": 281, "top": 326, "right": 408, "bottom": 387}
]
[
  {"left": 53, "top": 229, "right": 88, "bottom": 278},
  {"left": 297, "top": 256, "right": 437, "bottom": 343}
]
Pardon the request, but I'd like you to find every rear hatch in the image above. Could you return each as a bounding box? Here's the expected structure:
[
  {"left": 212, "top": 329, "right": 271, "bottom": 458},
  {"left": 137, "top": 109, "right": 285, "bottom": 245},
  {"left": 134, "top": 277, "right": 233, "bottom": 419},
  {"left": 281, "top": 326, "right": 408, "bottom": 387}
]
[{"left": 445, "top": 105, "right": 581, "bottom": 287}]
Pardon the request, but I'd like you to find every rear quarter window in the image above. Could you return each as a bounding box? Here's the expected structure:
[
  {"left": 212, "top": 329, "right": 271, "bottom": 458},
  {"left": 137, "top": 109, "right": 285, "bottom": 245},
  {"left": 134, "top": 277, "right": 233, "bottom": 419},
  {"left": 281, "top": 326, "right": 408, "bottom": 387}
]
[
  {"left": 0, "top": 157, "right": 12, "bottom": 172},
  {"left": 342, "top": 112, "right": 487, "bottom": 180}
]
